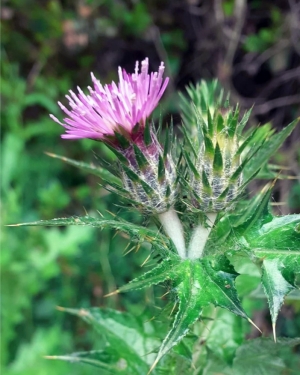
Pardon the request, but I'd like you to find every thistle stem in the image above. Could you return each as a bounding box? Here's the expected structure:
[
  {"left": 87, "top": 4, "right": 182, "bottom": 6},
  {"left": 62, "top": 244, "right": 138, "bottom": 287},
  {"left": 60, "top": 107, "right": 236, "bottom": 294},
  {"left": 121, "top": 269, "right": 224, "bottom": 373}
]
[
  {"left": 187, "top": 212, "right": 217, "bottom": 260},
  {"left": 158, "top": 208, "right": 186, "bottom": 259}
]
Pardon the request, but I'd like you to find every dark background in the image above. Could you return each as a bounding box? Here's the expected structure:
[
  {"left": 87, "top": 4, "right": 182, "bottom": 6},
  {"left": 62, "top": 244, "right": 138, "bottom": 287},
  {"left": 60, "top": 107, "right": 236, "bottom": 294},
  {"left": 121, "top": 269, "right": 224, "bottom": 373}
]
[{"left": 1, "top": 1, "right": 300, "bottom": 373}]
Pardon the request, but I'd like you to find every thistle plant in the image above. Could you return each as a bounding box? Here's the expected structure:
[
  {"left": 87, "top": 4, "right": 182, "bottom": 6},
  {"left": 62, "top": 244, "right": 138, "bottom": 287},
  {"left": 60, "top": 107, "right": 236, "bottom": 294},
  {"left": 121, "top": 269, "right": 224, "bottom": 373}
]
[{"left": 12, "top": 60, "right": 300, "bottom": 374}]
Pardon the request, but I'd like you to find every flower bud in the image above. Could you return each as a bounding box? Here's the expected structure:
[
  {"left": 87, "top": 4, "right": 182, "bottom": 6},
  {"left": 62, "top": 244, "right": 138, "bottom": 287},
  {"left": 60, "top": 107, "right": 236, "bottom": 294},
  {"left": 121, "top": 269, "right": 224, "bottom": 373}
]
[
  {"left": 191, "top": 109, "right": 242, "bottom": 212},
  {"left": 182, "top": 81, "right": 252, "bottom": 213}
]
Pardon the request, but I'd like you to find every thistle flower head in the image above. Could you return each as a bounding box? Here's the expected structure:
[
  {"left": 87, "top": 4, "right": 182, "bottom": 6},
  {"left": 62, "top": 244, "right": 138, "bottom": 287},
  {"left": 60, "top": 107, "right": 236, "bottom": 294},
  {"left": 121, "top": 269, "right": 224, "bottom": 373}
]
[
  {"left": 50, "top": 59, "right": 177, "bottom": 215},
  {"left": 50, "top": 58, "right": 169, "bottom": 140}
]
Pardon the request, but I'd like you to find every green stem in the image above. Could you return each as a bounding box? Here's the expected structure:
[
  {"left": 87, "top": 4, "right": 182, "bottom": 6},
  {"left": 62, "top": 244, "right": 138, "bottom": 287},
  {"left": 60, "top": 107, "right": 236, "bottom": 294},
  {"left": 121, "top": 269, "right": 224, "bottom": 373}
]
[
  {"left": 187, "top": 212, "right": 217, "bottom": 259},
  {"left": 158, "top": 208, "right": 186, "bottom": 259}
]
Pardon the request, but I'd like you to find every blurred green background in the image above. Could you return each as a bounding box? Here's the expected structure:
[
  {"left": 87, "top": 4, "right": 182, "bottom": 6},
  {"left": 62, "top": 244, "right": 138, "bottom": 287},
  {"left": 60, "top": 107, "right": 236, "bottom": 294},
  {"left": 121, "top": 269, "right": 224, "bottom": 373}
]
[{"left": 1, "top": 0, "right": 300, "bottom": 374}]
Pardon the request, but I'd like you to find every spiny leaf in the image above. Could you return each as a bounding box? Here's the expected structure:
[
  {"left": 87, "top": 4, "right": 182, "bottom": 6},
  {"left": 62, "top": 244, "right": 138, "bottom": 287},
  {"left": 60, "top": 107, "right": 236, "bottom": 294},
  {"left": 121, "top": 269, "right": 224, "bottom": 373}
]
[
  {"left": 118, "top": 256, "right": 181, "bottom": 293},
  {"left": 205, "top": 185, "right": 273, "bottom": 254},
  {"left": 261, "top": 258, "right": 295, "bottom": 340},
  {"left": 58, "top": 307, "right": 161, "bottom": 374},
  {"left": 247, "top": 214, "right": 300, "bottom": 250},
  {"left": 233, "top": 183, "right": 273, "bottom": 232},
  {"left": 239, "top": 197, "right": 300, "bottom": 335},
  {"left": 243, "top": 119, "right": 299, "bottom": 181},
  {"left": 9, "top": 215, "right": 170, "bottom": 253},
  {"left": 201, "top": 257, "right": 250, "bottom": 319},
  {"left": 150, "top": 261, "right": 203, "bottom": 372},
  {"left": 150, "top": 257, "right": 252, "bottom": 370}
]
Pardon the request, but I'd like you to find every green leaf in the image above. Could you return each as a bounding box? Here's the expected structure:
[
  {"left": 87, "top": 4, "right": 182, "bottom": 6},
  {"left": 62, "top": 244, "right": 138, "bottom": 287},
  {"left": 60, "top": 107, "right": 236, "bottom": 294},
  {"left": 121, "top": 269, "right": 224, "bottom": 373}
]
[
  {"left": 230, "top": 187, "right": 300, "bottom": 334},
  {"left": 261, "top": 258, "right": 295, "bottom": 336},
  {"left": 206, "top": 181, "right": 299, "bottom": 336},
  {"left": 243, "top": 119, "right": 299, "bottom": 182},
  {"left": 206, "top": 185, "right": 273, "bottom": 253},
  {"left": 105, "top": 254, "right": 250, "bottom": 370},
  {"left": 118, "top": 256, "right": 181, "bottom": 293},
  {"left": 150, "top": 261, "right": 204, "bottom": 371},
  {"left": 230, "top": 255, "right": 261, "bottom": 297},
  {"left": 58, "top": 307, "right": 162, "bottom": 375},
  {"left": 201, "top": 257, "right": 249, "bottom": 318},
  {"left": 145, "top": 257, "right": 251, "bottom": 370},
  {"left": 248, "top": 214, "right": 300, "bottom": 250},
  {"left": 233, "top": 183, "right": 273, "bottom": 232},
  {"left": 9, "top": 215, "right": 170, "bottom": 253},
  {"left": 253, "top": 244, "right": 300, "bottom": 336}
]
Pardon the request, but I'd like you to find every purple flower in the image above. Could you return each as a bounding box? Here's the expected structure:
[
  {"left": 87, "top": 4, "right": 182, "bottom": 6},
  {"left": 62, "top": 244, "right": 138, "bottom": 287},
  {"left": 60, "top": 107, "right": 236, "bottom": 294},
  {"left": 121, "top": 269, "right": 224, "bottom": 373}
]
[{"left": 50, "top": 58, "right": 169, "bottom": 140}]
